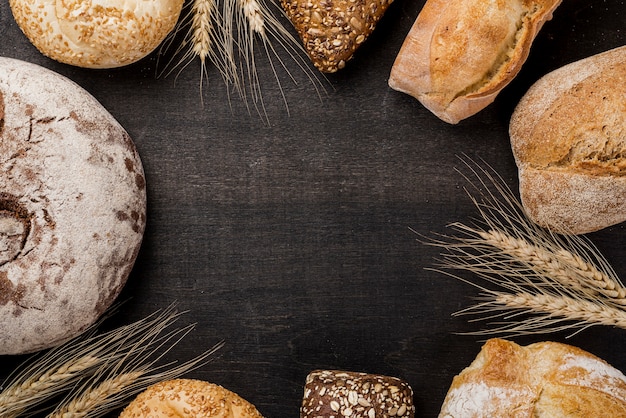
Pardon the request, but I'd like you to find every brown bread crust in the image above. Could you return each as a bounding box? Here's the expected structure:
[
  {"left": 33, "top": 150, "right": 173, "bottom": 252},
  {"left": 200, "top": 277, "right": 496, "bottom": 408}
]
[
  {"left": 510, "top": 45, "right": 626, "bottom": 234},
  {"left": 389, "top": 0, "right": 561, "bottom": 124},
  {"left": 439, "top": 339, "right": 626, "bottom": 417}
]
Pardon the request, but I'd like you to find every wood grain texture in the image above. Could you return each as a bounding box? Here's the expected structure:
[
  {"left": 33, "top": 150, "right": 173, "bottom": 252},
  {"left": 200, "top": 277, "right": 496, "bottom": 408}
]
[{"left": 0, "top": 0, "right": 625, "bottom": 416}]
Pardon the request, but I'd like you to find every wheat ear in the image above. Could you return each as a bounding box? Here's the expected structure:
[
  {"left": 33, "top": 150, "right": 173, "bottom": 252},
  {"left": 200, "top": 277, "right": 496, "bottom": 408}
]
[
  {"left": 0, "top": 304, "right": 222, "bottom": 417},
  {"left": 159, "top": 0, "right": 325, "bottom": 122},
  {"left": 424, "top": 156, "right": 626, "bottom": 336},
  {"left": 473, "top": 228, "right": 626, "bottom": 303},
  {"left": 48, "top": 371, "right": 145, "bottom": 418},
  {"left": 159, "top": 0, "right": 235, "bottom": 96},
  {"left": 232, "top": 0, "right": 326, "bottom": 122},
  {"left": 0, "top": 356, "right": 100, "bottom": 418}
]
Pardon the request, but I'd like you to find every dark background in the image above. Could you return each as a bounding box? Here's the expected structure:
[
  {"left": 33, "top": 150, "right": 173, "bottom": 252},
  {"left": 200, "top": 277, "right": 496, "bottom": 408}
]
[{"left": 0, "top": 0, "right": 625, "bottom": 416}]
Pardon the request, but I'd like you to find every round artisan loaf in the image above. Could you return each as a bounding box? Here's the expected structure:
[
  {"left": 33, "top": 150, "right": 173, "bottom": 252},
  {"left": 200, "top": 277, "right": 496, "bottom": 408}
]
[
  {"left": 119, "top": 379, "right": 264, "bottom": 418},
  {"left": 0, "top": 58, "right": 146, "bottom": 354},
  {"left": 438, "top": 338, "right": 626, "bottom": 417},
  {"left": 9, "top": 0, "right": 184, "bottom": 68},
  {"left": 510, "top": 45, "right": 626, "bottom": 234}
]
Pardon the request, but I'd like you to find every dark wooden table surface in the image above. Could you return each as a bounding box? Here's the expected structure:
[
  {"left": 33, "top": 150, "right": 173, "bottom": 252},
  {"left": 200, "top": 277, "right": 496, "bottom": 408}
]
[{"left": 1, "top": 1, "right": 625, "bottom": 416}]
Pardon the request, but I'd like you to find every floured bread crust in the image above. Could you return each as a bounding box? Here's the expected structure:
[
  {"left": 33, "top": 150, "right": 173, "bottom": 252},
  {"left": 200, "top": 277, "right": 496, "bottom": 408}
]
[
  {"left": 389, "top": 0, "right": 561, "bottom": 124},
  {"left": 439, "top": 339, "right": 626, "bottom": 417},
  {"left": 0, "top": 58, "right": 146, "bottom": 354},
  {"left": 510, "top": 46, "right": 626, "bottom": 234},
  {"left": 119, "top": 379, "right": 264, "bottom": 418},
  {"left": 9, "top": 0, "right": 183, "bottom": 68}
]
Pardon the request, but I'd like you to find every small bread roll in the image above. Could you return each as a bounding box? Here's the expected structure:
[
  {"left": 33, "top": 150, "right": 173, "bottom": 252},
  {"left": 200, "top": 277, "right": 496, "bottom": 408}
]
[
  {"left": 301, "top": 370, "right": 414, "bottom": 417},
  {"left": 119, "top": 379, "right": 264, "bottom": 418},
  {"left": 0, "top": 58, "right": 146, "bottom": 354},
  {"left": 9, "top": 0, "right": 184, "bottom": 68},
  {"left": 439, "top": 338, "right": 626, "bottom": 417},
  {"left": 389, "top": 0, "right": 561, "bottom": 124},
  {"left": 510, "top": 45, "right": 626, "bottom": 234}
]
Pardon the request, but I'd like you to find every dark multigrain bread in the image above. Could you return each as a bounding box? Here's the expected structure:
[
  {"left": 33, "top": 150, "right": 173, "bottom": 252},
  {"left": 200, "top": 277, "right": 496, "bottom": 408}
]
[
  {"left": 0, "top": 58, "right": 146, "bottom": 354},
  {"left": 388, "top": 0, "right": 562, "bottom": 124},
  {"left": 280, "top": 0, "right": 393, "bottom": 73},
  {"left": 510, "top": 45, "right": 626, "bottom": 234},
  {"left": 301, "top": 370, "right": 414, "bottom": 417}
]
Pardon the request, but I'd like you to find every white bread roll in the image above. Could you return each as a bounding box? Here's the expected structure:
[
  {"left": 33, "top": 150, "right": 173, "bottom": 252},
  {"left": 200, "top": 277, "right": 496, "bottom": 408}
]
[
  {"left": 119, "top": 379, "right": 264, "bottom": 418},
  {"left": 439, "top": 338, "right": 626, "bottom": 417},
  {"left": 9, "top": 0, "right": 184, "bottom": 69},
  {"left": 510, "top": 45, "right": 626, "bottom": 234},
  {"left": 388, "top": 0, "right": 561, "bottom": 124}
]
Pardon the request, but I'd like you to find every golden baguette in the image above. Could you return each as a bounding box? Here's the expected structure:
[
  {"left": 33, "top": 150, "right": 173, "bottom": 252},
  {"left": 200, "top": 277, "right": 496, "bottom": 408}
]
[{"left": 389, "top": 0, "right": 561, "bottom": 124}]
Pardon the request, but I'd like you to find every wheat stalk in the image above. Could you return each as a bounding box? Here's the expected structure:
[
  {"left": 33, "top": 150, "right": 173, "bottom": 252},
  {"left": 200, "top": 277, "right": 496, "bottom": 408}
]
[
  {"left": 46, "top": 338, "right": 224, "bottom": 418},
  {"left": 0, "top": 303, "right": 223, "bottom": 417},
  {"left": 49, "top": 371, "right": 145, "bottom": 418},
  {"left": 474, "top": 229, "right": 626, "bottom": 304},
  {"left": 497, "top": 293, "right": 626, "bottom": 328},
  {"left": 424, "top": 156, "right": 626, "bottom": 336},
  {"left": 159, "top": 0, "right": 326, "bottom": 122},
  {"left": 240, "top": 0, "right": 265, "bottom": 35},
  {"left": 0, "top": 356, "right": 100, "bottom": 418},
  {"left": 191, "top": 0, "right": 214, "bottom": 65}
]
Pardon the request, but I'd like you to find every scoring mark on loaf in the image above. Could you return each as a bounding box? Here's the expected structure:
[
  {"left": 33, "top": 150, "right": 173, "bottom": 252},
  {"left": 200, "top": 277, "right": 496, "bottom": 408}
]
[
  {"left": 0, "top": 193, "right": 32, "bottom": 267},
  {"left": 0, "top": 90, "right": 4, "bottom": 136},
  {"left": 0, "top": 271, "right": 26, "bottom": 307}
]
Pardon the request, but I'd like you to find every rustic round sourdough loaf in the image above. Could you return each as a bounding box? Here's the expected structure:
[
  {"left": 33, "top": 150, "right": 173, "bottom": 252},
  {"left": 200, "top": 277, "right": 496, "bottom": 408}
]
[
  {"left": 119, "top": 379, "right": 264, "bottom": 418},
  {"left": 9, "top": 0, "right": 183, "bottom": 68},
  {"left": 0, "top": 58, "right": 146, "bottom": 354},
  {"left": 439, "top": 338, "right": 626, "bottom": 417},
  {"left": 510, "top": 45, "right": 626, "bottom": 234}
]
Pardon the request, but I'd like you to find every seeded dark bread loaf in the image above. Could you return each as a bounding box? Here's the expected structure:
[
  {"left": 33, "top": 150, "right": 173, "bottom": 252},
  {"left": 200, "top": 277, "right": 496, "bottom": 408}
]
[
  {"left": 389, "top": 0, "right": 561, "bottom": 124},
  {"left": 301, "top": 370, "right": 414, "bottom": 417},
  {"left": 0, "top": 58, "right": 146, "bottom": 354},
  {"left": 438, "top": 338, "right": 626, "bottom": 417},
  {"left": 281, "top": 0, "right": 393, "bottom": 73},
  {"left": 120, "top": 379, "right": 264, "bottom": 418},
  {"left": 510, "top": 45, "right": 626, "bottom": 234}
]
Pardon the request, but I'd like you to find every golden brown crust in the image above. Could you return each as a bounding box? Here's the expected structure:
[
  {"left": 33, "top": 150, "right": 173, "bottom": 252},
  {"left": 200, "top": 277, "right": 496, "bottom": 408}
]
[
  {"left": 438, "top": 339, "right": 626, "bottom": 417},
  {"left": 119, "top": 379, "right": 264, "bottom": 418},
  {"left": 389, "top": 0, "right": 561, "bottom": 124},
  {"left": 9, "top": 0, "right": 184, "bottom": 69},
  {"left": 281, "top": 0, "right": 393, "bottom": 73},
  {"left": 510, "top": 46, "right": 626, "bottom": 234}
]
